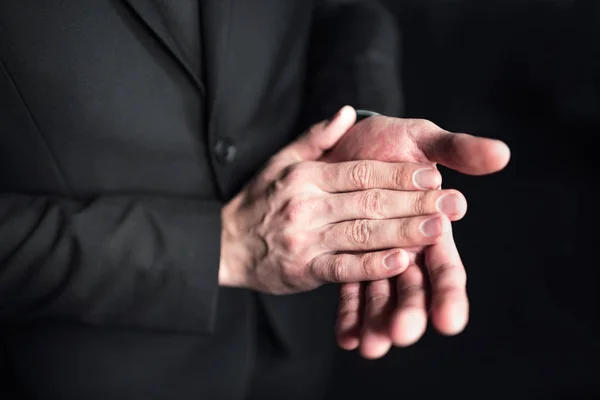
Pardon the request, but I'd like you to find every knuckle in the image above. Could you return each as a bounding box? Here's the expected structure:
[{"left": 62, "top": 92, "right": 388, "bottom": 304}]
[
  {"left": 307, "top": 123, "right": 323, "bottom": 139},
  {"left": 320, "top": 197, "right": 334, "bottom": 215},
  {"left": 431, "top": 263, "right": 467, "bottom": 289},
  {"left": 392, "top": 165, "right": 412, "bottom": 189},
  {"left": 396, "top": 219, "right": 411, "bottom": 241},
  {"left": 339, "top": 288, "right": 361, "bottom": 305},
  {"left": 359, "top": 252, "right": 377, "bottom": 278},
  {"left": 397, "top": 283, "right": 423, "bottom": 299},
  {"left": 398, "top": 265, "right": 426, "bottom": 287},
  {"left": 283, "top": 198, "right": 314, "bottom": 224},
  {"left": 280, "top": 231, "right": 307, "bottom": 254},
  {"left": 350, "top": 161, "right": 373, "bottom": 189},
  {"left": 306, "top": 125, "right": 318, "bottom": 138},
  {"left": 407, "top": 118, "right": 438, "bottom": 137},
  {"left": 366, "top": 282, "right": 390, "bottom": 303},
  {"left": 282, "top": 164, "right": 308, "bottom": 187},
  {"left": 330, "top": 255, "right": 348, "bottom": 282},
  {"left": 411, "top": 191, "right": 428, "bottom": 215},
  {"left": 338, "top": 293, "right": 361, "bottom": 314},
  {"left": 271, "top": 179, "right": 286, "bottom": 195},
  {"left": 366, "top": 292, "right": 389, "bottom": 304},
  {"left": 347, "top": 219, "right": 371, "bottom": 247},
  {"left": 360, "top": 190, "right": 384, "bottom": 219},
  {"left": 319, "top": 163, "right": 336, "bottom": 184}
]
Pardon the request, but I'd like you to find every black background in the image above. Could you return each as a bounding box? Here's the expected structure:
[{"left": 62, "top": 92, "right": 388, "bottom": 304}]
[{"left": 332, "top": 1, "right": 600, "bottom": 398}]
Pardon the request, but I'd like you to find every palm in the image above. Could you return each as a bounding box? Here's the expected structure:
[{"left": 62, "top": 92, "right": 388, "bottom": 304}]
[
  {"left": 322, "top": 115, "right": 510, "bottom": 358},
  {"left": 325, "top": 116, "right": 510, "bottom": 175},
  {"left": 323, "top": 118, "right": 430, "bottom": 165}
]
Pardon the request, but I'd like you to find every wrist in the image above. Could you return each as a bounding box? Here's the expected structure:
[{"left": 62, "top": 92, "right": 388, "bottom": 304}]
[{"left": 218, "top": 200, "right": 250, "bottom": 288}]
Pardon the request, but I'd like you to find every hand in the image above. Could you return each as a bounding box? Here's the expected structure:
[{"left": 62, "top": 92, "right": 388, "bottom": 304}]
[
  {"left": 218, "top": 107, "right": 468, "bottom": 295},
  {"left": 328, "top": 113, "right": 511, "bottom": 358},
  {"left": 323, "top": 116, "right": 510, "bottom": 174}
]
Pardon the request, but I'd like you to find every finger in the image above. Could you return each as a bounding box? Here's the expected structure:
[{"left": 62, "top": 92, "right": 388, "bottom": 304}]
[
  {"left": 390, "top": 264, "right": 428, "bottom": 347},
  {"left": 273, "top": 106, "right": 356, "bottom": 166},
  {"left": 359, "top": 279, "right": 395, "bottom": 359},
  {"left": 425, "top": 226, "right": 469, "bottom": 336},
  {"left": 315, "top": 161, "right": 442, "bottom": 192},
  {"left": 323, "top": 214, "right": 450, "bottom": 252},
  {"left": 407, "top": 119, "right": 511, "bottom": 176},
  {"left": 336, "top": 282, "right": 363, "bottom": 351},
  {"left": 318, "top": 188, "right": 467, "bottom": 225},
  {"left": 310, "top": 248, "right": 410, "bottom": 284}
]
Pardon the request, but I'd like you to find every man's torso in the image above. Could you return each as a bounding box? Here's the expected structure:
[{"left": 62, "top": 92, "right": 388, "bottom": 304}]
[{"left": 0, "top": 1, "right": 337, "bottom": 398}]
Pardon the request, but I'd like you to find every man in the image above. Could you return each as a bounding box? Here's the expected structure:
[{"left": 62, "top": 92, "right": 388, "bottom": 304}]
[{"left": 0, "top": 1, "right": 510, "bottom": 399}]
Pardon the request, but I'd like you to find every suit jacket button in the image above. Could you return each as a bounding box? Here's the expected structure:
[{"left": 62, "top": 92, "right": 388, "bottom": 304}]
[{"left": 214, "top": 137, "right": 237, "bottom": 165}]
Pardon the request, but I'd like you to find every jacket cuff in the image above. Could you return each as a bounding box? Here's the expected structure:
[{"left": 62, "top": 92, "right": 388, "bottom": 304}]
[{"left": 355, "top": 109, "right": 381, "bottom": 123}]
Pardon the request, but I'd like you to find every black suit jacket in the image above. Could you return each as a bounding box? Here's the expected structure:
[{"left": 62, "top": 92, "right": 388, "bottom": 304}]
[{"left": 0, "top": 0, "right": 402, "bottom": 397}]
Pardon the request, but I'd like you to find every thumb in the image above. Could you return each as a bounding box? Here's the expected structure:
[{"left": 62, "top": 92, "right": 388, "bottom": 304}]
[
  {"left": 415, "top": 122, "right": 511, "bottom": 176},
  {"left": 276, "top": 106, "right": 356, "bottom": 165}
]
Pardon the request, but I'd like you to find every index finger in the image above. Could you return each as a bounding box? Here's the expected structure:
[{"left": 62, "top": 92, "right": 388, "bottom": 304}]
[
  {"left": 424, "top": 225, "right": 469, "bottom": 335},
  {"left": 315, "top": 161, "right": 442, "bottom": 193}
]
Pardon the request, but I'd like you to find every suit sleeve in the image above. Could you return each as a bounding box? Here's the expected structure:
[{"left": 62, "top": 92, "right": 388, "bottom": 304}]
[
  {"left": 301, "top": 0, "right": 404, "bottom": 124},
  {"left": 0, "top": 194, "right": 222, "bottom": 334}
]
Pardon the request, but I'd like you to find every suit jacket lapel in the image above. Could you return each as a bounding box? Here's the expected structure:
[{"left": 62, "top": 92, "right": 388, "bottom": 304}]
[
  {"left": 200, "top": 0, "right": 235, "bottom": 121},
  {"left": 123, "top": 0, "right": 206, "bottom": 94}
]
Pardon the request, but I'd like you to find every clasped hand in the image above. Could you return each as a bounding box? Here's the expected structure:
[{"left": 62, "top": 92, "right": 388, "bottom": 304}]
[{"left": 220, "top": 106, "right": 510, "bottom": 359}]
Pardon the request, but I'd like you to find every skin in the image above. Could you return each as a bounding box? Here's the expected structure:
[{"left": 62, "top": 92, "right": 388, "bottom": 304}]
[
  {"left": 324, "top": 112, "right": 511, "bottom": 359},
  {"left": 218, "top": 106, "right": 510, "bottom": 360},
  {"left": 219, "top": 107, "right": 467, "bottom": 293}
]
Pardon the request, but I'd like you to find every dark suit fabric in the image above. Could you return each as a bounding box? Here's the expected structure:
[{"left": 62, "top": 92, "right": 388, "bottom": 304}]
[{"left": 0, "top": 1, "right": 402, "bottom": 398}]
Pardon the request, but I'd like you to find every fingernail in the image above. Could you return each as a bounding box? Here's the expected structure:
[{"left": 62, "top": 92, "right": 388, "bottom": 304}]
[
  {"left": 420, "top": 216, "right": 443, "bottom": 237},
  {"left": 384, "top": 251, "right": 403, "bottom": 269},
  {"left": 414, "top": 168, "right": 440, "bottom": 189},
  {"left": 437, "top": 194, "right": 462, "bottom": 216}
]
